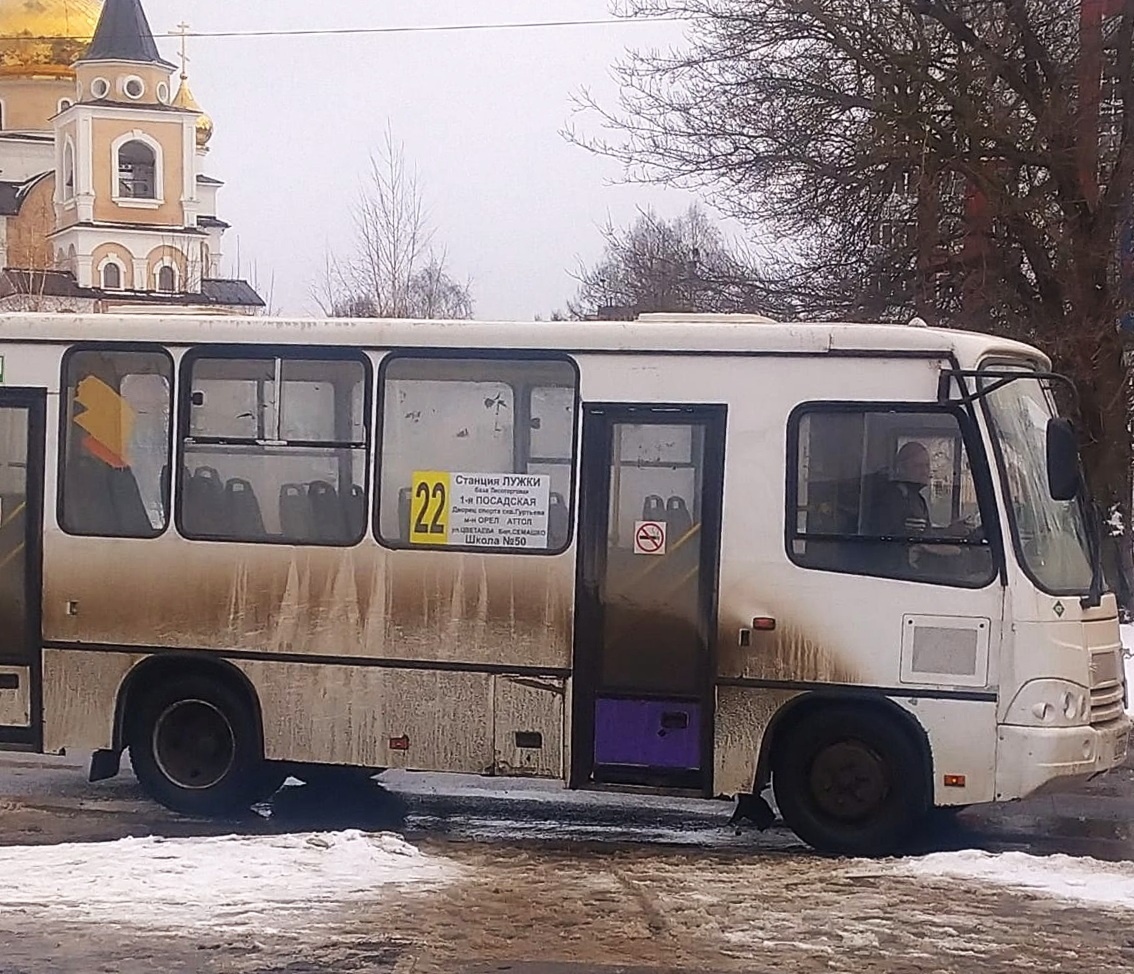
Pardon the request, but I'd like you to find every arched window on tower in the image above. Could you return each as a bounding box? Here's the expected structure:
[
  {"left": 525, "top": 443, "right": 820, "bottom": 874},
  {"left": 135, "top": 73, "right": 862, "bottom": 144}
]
[
  {"left": 102, "top": 262, "right": 122, "bottom": 290},
  {"left": 157, "top": 265, "right": 177, "bottom": 293},
  {"left": 117, "top": 140, "right": 157, "bottom": 199},
  {"left": 63, "top": 142, "right": 75, "bottom": 199}
]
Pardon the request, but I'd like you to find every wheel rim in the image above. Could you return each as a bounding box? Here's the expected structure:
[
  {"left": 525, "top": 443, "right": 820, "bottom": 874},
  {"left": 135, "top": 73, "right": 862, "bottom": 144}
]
[
  {"left": 808, "top": 739, "right": 890, "bottom": 823},
  {"left": 152, "top": 699, "right": 236, "bottom": 790}
]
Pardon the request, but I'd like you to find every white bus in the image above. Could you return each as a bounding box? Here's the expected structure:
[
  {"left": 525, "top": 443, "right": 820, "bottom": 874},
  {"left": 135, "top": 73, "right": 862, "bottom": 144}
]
[{"left": 0, "top": 312, "right": 1126, "bottom": 855}]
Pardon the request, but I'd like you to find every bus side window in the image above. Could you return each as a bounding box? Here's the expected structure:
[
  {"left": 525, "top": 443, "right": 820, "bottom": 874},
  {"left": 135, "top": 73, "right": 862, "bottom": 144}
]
[
  {"left": 789, "top": 405, "right": 995, "bottom": 587},
  {"left": 59, "top": 348, "right": 172, "bottom": 539},
  {"left": 377, "top": 356, "right": 578, "bottom": 552},
  {"left": 179, "top": 351, "right": 370, "bottom": 546}
]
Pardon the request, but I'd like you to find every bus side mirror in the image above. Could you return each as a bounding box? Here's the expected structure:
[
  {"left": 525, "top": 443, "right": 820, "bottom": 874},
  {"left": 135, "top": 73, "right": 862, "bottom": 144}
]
[{"left": 1046, "top": 418, "right": 1080, "bottom": 501}]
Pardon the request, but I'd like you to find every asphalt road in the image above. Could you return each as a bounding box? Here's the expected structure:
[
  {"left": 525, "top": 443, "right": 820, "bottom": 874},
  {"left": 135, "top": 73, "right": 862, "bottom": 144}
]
[
  {"left": 2, "top": 752, "right": 1134, "bottom": 973},
  {"left": 2, "top": 751, "right": 1134, "bottom": 858}
]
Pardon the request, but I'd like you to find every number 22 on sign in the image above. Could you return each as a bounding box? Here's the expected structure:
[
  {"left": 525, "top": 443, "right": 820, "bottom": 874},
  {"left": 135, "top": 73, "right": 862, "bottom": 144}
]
[{"left": 411, "top": 471, "right": 450, "bottom": 545}]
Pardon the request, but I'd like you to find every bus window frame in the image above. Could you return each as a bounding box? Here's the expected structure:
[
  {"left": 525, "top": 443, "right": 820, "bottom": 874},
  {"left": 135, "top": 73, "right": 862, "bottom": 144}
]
[
  {"left": 175, "top": 343, "right": 374, "bottom": 547},
  {"left": 783, "top": 399, "right": 1005, "bottom": 589},
  {"left": 57, "top": 341, "right": 176, "bottom": 540},
  {"left": 374, "top": 348, "right": 581, "bottom": 556}
]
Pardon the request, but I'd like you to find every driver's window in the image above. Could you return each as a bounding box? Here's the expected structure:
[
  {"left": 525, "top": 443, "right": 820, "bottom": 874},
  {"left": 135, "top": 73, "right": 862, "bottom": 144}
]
[{"left": 789, "top": 405, "right": 995, "bottom": 587}]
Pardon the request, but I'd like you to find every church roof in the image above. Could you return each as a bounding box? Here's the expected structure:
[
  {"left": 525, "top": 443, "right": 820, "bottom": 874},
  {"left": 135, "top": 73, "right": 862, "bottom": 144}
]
[
  {"left": 83, "top": 0, "right": 174, "bottom": 67},
  {"left": 0, "top": 174, "right": 54, "bottom": 216},
  {"left": 200, "top": 279, "right": 264, "bottom": 306},
  {"left": 0, "top": 0, "right": 102, "bottom": 79},
  {"left": 0, "top": 182, "right": 22, "bottom": 216},
  {"left": 0, "top": 269, "right": 266, "bottom": 308}
]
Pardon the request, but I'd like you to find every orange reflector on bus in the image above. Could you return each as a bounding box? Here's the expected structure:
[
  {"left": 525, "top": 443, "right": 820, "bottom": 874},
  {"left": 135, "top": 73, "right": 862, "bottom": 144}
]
[
  {"left": 389, "top": 735, "right": 410, "bottom": 751},
  {"left": 752, "top": 617, "right": 777, "bottom": 631},
  {"left": 943, "top": 774, "right": 966, "bottom": 788}
]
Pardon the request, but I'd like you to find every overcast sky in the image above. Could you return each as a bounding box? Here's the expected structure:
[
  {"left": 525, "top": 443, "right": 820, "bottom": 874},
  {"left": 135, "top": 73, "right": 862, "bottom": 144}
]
[{"left": 138, "top": 0, "right": 708, "bottom": 318}]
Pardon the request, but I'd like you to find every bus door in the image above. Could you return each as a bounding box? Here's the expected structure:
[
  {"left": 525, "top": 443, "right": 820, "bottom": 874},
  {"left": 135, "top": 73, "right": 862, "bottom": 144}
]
[
  {"left": 573, "top": 404, "right": 726, "bottom": 792},
  {"left": 0, "top": 389, "right": 44, "bottom": 749}
]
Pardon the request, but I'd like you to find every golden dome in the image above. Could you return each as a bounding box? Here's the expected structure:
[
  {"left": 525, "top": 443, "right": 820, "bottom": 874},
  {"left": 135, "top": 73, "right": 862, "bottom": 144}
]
[
  {"left": 0, "top": 0, "right": 102, "bottom": 79},
  {"left": 173, "top": 75, "right": 213, "bottom": 147}
]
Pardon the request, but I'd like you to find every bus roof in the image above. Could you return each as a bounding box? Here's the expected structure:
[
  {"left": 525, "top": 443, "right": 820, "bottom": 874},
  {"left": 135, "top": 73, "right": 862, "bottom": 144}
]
[{"left": 0, "top": 312, "right": 1049, "bottom": 369}]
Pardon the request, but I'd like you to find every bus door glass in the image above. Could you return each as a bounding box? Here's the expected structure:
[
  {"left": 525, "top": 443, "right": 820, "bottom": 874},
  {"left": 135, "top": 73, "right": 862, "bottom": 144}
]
[
  {"left": 0, "top": 389, "right": 44, "bottom": 747},
  {"left": 574, "top": 404, "right": 726, "bottom": 792}
]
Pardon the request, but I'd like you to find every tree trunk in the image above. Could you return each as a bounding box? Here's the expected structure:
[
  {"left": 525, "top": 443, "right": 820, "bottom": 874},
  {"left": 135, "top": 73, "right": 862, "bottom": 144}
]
[{"left": 1067, "top": 329, "right": 1134, "bottom": 614}]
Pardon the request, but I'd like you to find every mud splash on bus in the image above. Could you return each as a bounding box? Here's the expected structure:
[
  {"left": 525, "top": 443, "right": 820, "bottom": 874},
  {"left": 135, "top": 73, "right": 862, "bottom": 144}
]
[{"left": 717, "top": 616, "right": 859, "bottom": 685}]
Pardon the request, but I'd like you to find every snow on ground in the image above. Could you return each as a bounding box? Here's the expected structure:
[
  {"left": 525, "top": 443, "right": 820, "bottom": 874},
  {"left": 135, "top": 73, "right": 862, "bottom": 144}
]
[
  {"left": 0, "top": 830, "right": 455, "bottom": 932},
  {"left": 879, "top": 850, "right": 1134, "bottom": 911}
]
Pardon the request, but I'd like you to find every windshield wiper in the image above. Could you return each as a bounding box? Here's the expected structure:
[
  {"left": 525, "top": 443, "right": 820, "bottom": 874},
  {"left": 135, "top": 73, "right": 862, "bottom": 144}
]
[{"left": 938, "top": 369, "right": 1078, "bottom": 407}]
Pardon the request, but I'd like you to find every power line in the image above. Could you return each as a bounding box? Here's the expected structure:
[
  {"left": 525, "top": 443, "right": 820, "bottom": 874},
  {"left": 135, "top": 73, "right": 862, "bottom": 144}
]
[
  {"left": 173, "top": 17, "right": 685, "bottom": 38},
  {"left": 0, "top": 16, "right": 685, "bottom": 44}
]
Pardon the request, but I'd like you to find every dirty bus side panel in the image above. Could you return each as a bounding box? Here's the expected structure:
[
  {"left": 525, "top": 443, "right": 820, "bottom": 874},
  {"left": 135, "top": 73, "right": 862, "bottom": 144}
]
[{"left": 41, "top": 345, "right": 576, "bottom": 776}]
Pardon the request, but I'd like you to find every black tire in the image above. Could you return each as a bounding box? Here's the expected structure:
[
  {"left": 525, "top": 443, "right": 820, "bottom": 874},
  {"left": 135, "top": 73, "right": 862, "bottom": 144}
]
[
  {"left": 772, "top": 704, "right": 929, "bottom": 857},
  {"left": 128, "top": 674, "right": 268, "bottom": 817}
]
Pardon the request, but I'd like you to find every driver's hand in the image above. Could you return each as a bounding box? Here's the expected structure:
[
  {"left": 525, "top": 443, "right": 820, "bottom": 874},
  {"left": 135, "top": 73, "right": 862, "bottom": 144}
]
[{"left": 945, "top": 514, "right": 983, "bottom": 541}]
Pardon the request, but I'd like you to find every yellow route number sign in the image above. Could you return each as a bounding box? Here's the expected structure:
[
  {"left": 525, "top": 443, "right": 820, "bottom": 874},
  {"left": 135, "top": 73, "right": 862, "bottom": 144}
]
[{"left": 410, "top": 471, "right": 450, "bottom": 545}]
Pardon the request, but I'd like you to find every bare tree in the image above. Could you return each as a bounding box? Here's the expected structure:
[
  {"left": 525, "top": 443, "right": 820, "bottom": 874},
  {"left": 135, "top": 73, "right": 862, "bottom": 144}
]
[
  {"left": 410, "top": 252, "right": 475, "bottom": 320},
  {"left": 571, "top": 0, "right": 1134, "bottom": 592},
  {"left": 315, "top": 127, "right": 473, "bottom": 319},
  {"left": 569, "top": 205, "right": 782, "bottom": 319}
]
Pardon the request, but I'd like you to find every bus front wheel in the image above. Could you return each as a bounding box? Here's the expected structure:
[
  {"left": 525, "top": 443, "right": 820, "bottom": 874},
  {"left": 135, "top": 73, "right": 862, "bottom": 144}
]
[
  {"left": 772, "top": 705, "right": 929, "bottom": 856},
  {"left": 129, "top": 674, "right": 278, "bottom": 817}
]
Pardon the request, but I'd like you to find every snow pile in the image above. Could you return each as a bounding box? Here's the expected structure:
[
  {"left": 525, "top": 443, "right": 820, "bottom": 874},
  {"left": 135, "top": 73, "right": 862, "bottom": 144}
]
[
  {"left": 881, "top": 850, "right": 1134, "bottom": 910},
  {"left": 1108, "top": 507, "right": 1125, "bottom": 536},
  {"left": 0, "top": 830, "right": 454, "bottom": 932}
]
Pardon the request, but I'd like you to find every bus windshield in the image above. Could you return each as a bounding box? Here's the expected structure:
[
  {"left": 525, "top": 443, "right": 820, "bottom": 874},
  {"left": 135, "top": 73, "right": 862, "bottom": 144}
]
[{"left": 982, "top": 370, "right": 1094, "bottom": 595}]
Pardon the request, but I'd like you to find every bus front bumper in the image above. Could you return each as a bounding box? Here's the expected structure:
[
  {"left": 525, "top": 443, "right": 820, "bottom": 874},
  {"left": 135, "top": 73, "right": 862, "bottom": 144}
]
[{"left": 995, "top": 716, "right": 1131, "bottom": 801}]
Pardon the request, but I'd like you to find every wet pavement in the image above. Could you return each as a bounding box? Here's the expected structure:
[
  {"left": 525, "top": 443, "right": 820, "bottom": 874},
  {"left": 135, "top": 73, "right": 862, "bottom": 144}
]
[
  {"left": 4, "top": 751, "right": 1134, "bottom": 857},
  {"left": 2, "top": 752, "right": 1134, "bottom": 972}
]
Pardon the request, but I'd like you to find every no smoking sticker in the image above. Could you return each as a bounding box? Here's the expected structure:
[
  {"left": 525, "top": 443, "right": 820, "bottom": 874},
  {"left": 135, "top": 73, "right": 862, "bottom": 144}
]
[{"left": 634, "top": 520, "right": 667, "bottom": 556}]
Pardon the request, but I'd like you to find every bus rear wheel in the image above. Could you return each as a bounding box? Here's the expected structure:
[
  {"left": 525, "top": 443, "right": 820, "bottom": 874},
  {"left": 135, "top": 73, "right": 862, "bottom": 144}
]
[
  {"left": 772, "top": 705, "right": 928, "bottom": 857},
  {"left": 129, "top": 674, "right": 277, "bottom": 817}
]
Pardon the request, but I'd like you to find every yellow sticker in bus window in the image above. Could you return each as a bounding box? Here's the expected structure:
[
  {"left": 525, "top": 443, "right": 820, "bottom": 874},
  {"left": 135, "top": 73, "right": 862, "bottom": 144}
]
[
  {"left": 410, "top": 471, "right": 450, "bottom": 545},
  {"left": 74, "top": 375, "right": 135, "bottom": 469}
]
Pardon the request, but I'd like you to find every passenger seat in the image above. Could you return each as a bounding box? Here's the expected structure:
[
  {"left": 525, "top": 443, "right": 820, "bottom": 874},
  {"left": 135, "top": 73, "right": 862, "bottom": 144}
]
[
  {"left": 308, "top": 480, "right": 347, "bottom": 542},
  {"left": 642, "top": 494, "right": 665, "bottom": 523},
  {"left": 665, "top": 495, "right": 694, "bottom": 540},
  {"left": 345, "top": 485, "right": 366, "bottom": 538},
  {"left": 398, "top": 487, "right": 413, "bottom": 541},
  {"left": 225, "top": 478, "right": 265, "bottom": 538},
  {"left": 279, "top": 483, "right": 312, "bottom": 541},
  {"left": 182, "top": 466, "right": 226, "bottom": 536},
  {"left": 548, "top": 491, "right": 569, "bottom": 548}
]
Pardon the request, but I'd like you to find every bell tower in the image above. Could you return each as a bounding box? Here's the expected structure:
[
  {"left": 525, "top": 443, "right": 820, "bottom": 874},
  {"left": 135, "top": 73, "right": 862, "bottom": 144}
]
[
  {"left": 51, "top": 0, "right": 207, "bottom": 293},
  {"left": 0, "top": 0, "right": 261, "bottom": 313}
]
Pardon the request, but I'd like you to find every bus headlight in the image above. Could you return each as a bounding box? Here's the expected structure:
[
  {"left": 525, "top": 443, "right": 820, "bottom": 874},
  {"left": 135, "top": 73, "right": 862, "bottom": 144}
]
[{"left": 1007, "top": 680, "right": 1090, "bottom": 727}]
